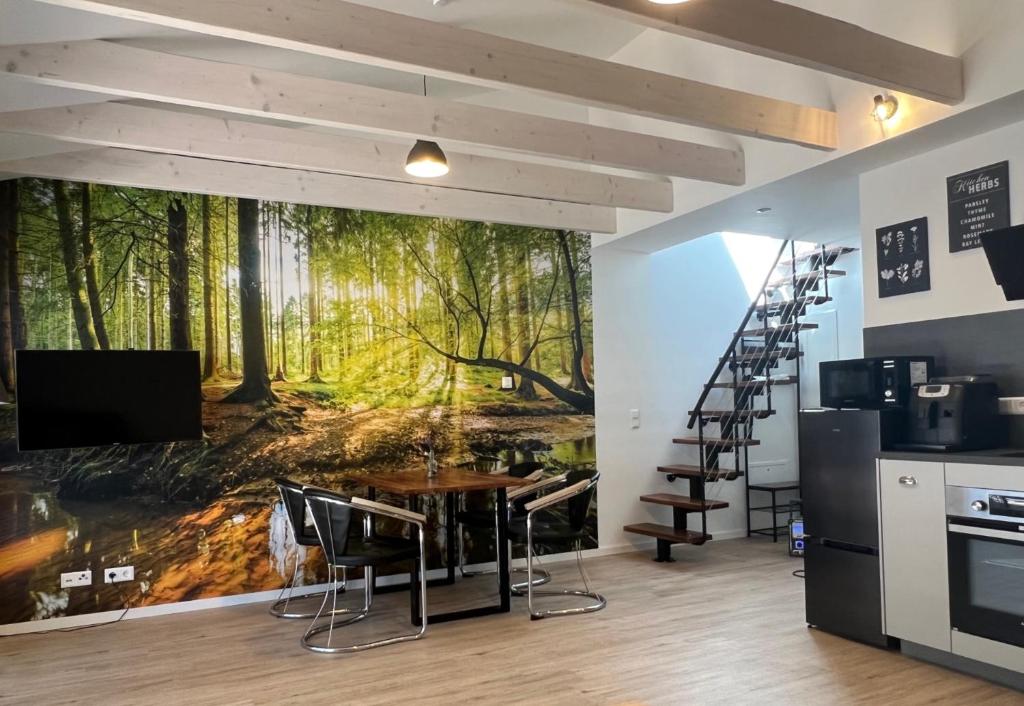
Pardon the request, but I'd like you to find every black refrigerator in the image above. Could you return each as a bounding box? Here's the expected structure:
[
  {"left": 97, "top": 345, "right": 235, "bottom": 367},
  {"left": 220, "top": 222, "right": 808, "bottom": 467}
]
[{"left": 800, "top": 409, "right": 899, "bottom": 648}]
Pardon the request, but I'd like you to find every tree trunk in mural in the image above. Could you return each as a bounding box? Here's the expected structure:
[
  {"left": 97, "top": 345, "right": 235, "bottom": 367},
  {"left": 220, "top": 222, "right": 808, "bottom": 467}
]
[
  {"left": 558, "top": 231, "right": 593, "bottom": 396},
  {"left": 274, "top": 202, "right": 286, "bottom": 381},
  {"left": 80, "top": 184, "right": 111, "bottom": 350},
  {"left": 147, "top": 238, "right": 157, "bottom": 350},
  {"left": 494, "top": 235, "right": 514, "bottom": 363},
  {"left": 515, "top": 237, "right": 538, "bottom": 401},
  {"left": 223, "top": 198, "right": 276, "bottom": 404},
  {"left": 166, "top": 197, "right": 191, "bottom": 351},
  {"left": 8, "top": 184, "right": 25, "bottom": 352},
  {"left": 305, "top": 206, "right": 323, "bottom": 383},
  {"left": 0, "top": 181, "right": 16, "bottom": 395},
  {"left": 52, "top": 180, "right": 99, "bottom": 351},
  {"left": 295, "top": 234, "right": 305, "bottom": 375},
  {"left": 223, "top": 197, "right": 233, "bottom": 371},
  {"left": 201, "top": 195, "right": 217, "bottom": 379},
  {"left": 399, "top": 228, "right": 592, "bottom": 414}
]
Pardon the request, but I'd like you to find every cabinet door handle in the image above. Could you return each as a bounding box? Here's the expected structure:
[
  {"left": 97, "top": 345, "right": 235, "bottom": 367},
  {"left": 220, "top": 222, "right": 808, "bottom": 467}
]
[{"left": 898, "top": 475, "right": 917, "bottom": 487}]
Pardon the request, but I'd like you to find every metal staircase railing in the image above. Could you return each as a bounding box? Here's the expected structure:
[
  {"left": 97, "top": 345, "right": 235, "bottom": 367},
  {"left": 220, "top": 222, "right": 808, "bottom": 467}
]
[{"left": 624, "top": 238, "right": 853, "bottom": 561}]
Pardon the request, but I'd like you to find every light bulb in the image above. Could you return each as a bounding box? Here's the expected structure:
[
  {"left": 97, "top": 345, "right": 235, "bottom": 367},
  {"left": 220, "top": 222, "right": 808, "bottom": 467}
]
[{"left": 405, "top": 140, "right": 449, "bottom": 178}]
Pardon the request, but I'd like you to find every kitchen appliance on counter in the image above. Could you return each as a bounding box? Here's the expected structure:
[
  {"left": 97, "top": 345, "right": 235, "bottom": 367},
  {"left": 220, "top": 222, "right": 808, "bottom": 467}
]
[
  {"left": 947, "top": 485, "right": 1024, "bottom": 649},
  {"left": 900, "top": 376, "right": 1003, "bottom": 452},
  {"left": 800, "top": 409, "right": 901, "bottom": 648},
  {"left": 820, "top": 356, "right": 934, "bottom": 410}
]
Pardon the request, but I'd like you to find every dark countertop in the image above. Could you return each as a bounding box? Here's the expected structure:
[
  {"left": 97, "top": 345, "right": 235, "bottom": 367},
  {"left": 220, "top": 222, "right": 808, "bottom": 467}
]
[{"left": 878, "top": 448, "right": 1024, "bottom": 466}]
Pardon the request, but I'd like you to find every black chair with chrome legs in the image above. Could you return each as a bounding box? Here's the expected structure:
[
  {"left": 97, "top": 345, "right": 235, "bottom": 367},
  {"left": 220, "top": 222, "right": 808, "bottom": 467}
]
[
  {"left": 270, "top": 478, "right": 346, "bottom": 619},
  {"left": 456, "top": 461, "right": 555, "bottom": 590},
  {"left": 301, "top": 487, "right": 428, "bottom": 654},
  {"left": 511, "top": 470, "right": 606, "bottom": 620}
]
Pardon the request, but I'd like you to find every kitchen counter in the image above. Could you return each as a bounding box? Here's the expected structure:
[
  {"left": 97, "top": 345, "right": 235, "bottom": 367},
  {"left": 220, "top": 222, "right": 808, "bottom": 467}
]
[{"left": 878, "top": 448, "right": 1024, "bottom": 466}]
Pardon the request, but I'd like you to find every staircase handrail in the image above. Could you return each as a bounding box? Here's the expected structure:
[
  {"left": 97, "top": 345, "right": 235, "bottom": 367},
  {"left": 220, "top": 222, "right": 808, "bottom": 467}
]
[{"left": 686, "top": 238, "right": 791, "bottom": 429}]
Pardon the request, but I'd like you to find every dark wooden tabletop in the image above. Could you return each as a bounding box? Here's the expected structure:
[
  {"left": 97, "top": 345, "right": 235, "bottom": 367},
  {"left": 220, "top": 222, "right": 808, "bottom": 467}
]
[{"left": 351, "top": 467, "right": 533, "bottom": 495}]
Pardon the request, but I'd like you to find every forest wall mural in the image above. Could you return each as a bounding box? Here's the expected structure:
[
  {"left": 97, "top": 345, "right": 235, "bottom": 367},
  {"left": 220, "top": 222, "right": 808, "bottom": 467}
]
[{"left": 0, "top": 178, "right": 596, "bottom": 625}]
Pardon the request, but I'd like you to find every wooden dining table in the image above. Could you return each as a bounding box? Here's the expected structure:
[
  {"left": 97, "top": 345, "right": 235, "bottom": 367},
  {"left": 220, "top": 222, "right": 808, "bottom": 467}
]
[{"left": 352, "top": 467, "right": 533, "bottom": 624}]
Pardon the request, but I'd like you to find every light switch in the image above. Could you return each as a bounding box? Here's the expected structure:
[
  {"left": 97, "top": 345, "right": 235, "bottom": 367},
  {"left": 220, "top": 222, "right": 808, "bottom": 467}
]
[{"left": 629, "top": 409, "right": 640, "bottom": 429}]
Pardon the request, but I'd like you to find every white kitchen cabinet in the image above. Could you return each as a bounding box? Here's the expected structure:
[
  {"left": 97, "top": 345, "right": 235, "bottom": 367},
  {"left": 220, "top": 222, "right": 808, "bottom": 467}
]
[{"left": 878, "top": 459, "right": 951, "bottom": 651}]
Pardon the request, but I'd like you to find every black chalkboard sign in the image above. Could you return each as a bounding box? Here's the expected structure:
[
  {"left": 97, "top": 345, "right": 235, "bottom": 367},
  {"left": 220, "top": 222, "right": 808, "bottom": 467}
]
[
  {"left": 946, "top": 161, "right": 1010, "bottom": 253},
  {"left": 877, "top": 217, "right": 930, "bottom": 298}
]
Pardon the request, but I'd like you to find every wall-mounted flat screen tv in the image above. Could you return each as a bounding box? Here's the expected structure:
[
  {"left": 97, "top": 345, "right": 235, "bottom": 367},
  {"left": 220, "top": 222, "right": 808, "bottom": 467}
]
[{"left": 15, "top": 350, "right": 203, "bottom": 451}]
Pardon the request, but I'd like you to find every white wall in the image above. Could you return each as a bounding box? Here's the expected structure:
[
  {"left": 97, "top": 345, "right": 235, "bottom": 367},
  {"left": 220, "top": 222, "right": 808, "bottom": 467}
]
[
  {"left": 594, "top": 234, "right": 750, "bottom": 548},
  {"left": 594, "top": 232, "right": 865, "bottom": 550},
  {"left": 861, "top": 120, "right": 1024, "bottom": 328}
]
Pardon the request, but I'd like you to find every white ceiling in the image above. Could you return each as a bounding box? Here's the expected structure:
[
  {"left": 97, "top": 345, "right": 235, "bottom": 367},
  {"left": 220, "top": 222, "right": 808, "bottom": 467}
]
[{"left": 2, "top": 0, "right": 1023, "bottom": 249}]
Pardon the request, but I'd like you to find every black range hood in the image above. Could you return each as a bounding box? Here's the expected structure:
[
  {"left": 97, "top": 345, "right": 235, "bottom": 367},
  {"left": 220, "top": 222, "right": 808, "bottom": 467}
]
[{"left": 981, "top": 225, "right": 1024, "bottom": 301}]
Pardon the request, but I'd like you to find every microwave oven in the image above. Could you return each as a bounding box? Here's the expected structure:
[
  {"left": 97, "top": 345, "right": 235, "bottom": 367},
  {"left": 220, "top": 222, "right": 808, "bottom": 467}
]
[{"left": 819, "top": 356, "right": 934, "bottom": 409}]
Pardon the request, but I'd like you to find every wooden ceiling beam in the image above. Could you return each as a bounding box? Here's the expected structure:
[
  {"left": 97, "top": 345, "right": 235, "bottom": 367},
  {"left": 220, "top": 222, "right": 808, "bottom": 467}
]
[
  {"left": 28, "top": 0, "right": 837, "bottom": 149},
  {"left": 0, "top": 102, "right": 673, "bottom": 212},
  {"left": 0, "top": 148, "right": 617, "bottom": 233},
  {"left": 0, "top": 41, "right": 744, "bottom": 183},
  {"left": 573, "top": 0, "right": 963, "bottom": 104}
]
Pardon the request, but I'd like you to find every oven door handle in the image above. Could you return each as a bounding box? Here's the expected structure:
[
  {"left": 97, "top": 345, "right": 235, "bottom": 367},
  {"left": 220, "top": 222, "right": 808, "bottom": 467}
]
[{"left": 948, "top": 522, "right": 1024, "bottom": 543}]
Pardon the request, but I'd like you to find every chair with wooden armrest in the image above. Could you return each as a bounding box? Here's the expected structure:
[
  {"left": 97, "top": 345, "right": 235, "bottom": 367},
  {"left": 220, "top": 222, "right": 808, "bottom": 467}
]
[
  {"left": 300, "top": 488, "right": 428, "bottom": 654},
  {"left": 270, "top": 478, "right": 347, "bottom": 619},
  {"left": 456, "top": 461, "right": 545, "bottom": 579},
  {"left": 511, "top": 470, "right": 606, "bottom": 620}
]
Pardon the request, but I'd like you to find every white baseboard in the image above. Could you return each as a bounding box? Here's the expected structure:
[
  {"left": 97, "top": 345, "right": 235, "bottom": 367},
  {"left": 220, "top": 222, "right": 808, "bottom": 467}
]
[
  {"left": 1, "top": 543, "right": 641, "bottom": 635},
  {"left": 0, "top": 533, "right": 749, "bottom": 636}
]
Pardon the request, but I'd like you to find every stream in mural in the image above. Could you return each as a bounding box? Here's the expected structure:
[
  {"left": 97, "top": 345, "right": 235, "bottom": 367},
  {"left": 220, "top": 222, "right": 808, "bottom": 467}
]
[{"left": 0, "top": 180, "right": 596, "bottom": 625}]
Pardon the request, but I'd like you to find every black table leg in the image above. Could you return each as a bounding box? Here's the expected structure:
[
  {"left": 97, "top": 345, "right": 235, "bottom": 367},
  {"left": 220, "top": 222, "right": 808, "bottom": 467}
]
[
  {"left": 446, "top": 491, "right": 457, "bottom": 584},
  {"left": 367, "top": 486, "right": 379, "bottom": 594},
  {"left": 496, "top": 488, "right": 510, "bottom": 613},
  {"left": 375, "top": 488, "right": 516, "bottom": 625},
  {"left": 409, "top": 494, "right": 421, "bottom": 624},
  {"left": 771, "top": 490, "right": 779, "bottom": 543}
]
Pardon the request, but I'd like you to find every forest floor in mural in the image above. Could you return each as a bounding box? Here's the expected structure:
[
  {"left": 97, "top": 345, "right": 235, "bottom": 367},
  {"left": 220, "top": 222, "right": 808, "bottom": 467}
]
[{"left": 0, "top": 372, "right": 594, "bottom": 624}]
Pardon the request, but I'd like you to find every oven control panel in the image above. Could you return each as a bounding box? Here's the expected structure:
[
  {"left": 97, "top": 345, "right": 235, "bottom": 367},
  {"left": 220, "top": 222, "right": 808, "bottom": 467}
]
[{"left": 947, "top": 485, "right": 1024, "bottom": 523}]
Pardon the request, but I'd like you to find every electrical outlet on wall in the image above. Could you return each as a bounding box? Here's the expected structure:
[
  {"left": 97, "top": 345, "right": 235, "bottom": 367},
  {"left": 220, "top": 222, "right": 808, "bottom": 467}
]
[
  {"left": 60, "top": 570, "right": 92, "bottom": 588},
  {"left": 104, "top": 566, "right": 134, "bottom": 584}
]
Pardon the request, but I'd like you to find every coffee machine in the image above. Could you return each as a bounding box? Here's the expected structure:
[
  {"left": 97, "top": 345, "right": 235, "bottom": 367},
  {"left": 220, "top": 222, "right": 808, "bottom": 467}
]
[{"left": 902, "top": 376, "right": 1003, "bottom": 451}]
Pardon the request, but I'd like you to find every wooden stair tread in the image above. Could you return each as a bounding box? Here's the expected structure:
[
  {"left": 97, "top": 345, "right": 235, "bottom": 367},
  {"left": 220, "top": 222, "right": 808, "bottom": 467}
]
[
  {"left": 656, "top": 465, "right": 741, "bottom": 481},
  {"left": 741, "top": 322, "right": 819, "bottom": 337},
  {"left": 754, "top": 295, "right": 832, "bottom": 314},
  {"left": 673, "top": 437, "right": 761, "bottom": 447},
  {"left": 640, "top": 493, "right": 729, "bottom": 511},
  {"left": 623, "top": 523, "right": 711, "bottom": 545},
  {"left": 767, "top": 269, "right": 845, "bottom": 289},
  {"left": 778, "top": 246, "right": 855, "bottom": 267},
  {"left": 710, "top": 376, "right": 798, "bottom": 389},
  {"left": 723, "top": 350, "right": 803, "bottom": 363},
  {"left": 689, "top": 409, "right": 776, "bottom": 420}
]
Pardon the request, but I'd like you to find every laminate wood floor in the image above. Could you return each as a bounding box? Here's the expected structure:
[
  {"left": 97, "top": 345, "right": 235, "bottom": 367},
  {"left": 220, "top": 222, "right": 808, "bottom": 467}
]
[{"left": 1, "top": 539, "right": 1020, "bottom": 705}]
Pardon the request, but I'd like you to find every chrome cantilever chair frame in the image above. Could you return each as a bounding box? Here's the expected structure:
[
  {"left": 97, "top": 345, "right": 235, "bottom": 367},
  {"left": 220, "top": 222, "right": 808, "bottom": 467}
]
[
  {"left": 524, "top": 473, "right": 606, "bottom": 620},
  {"left": 270, "top": 479, "right": 347, "bottom": 619},
  {"left": 459, "top": 473, "right": 568, "bottom": 594},
  {"left": 301, "top": 494, "right": 428, "bottom": 654}
]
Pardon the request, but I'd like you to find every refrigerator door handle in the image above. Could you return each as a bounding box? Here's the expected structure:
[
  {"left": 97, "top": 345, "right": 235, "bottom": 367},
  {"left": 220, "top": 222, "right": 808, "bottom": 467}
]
[{"left": 898, "top": 475, "right": 917, "bottom": 487}]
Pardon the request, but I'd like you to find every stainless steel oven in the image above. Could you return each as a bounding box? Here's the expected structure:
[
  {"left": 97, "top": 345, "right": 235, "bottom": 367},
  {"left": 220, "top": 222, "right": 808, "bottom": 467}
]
[{"left": 947, "top": 486, "right": 1024, "bottom": 648}]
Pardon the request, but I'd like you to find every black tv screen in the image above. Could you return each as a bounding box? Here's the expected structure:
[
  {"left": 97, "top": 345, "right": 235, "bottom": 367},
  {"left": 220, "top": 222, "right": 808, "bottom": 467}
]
[{"left": 15, "top": 350, "right": 203, "bottom": 451}]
